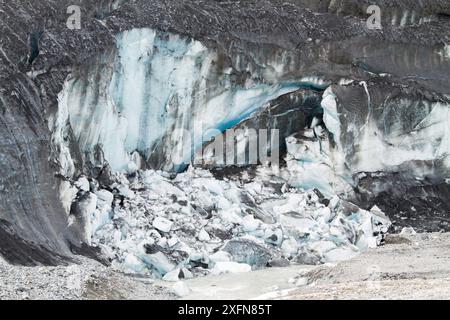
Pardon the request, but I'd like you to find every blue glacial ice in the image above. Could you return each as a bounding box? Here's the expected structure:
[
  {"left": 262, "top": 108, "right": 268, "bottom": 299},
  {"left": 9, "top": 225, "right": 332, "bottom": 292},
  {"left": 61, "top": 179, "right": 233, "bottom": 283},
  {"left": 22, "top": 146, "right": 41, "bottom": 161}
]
[{"left": 54, "top": 28, "right": 328, "bottom": 175}]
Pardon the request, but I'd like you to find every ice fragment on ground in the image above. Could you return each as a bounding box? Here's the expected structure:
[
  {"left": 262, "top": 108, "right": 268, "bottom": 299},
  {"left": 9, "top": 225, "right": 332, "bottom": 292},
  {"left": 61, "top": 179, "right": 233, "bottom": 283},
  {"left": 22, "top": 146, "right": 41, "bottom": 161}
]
[
  {"left": 163, "top": 269, "right": 181, "bottom": 282},
  {"left": 281, "top": 238, "right": 299, "bottom": 258},
  {"left": 89, "top": 168, "right": 391, "bottom": 278},
  {"left": 117, "top": 185, "right": 135, "bottom": 199},
  {"left": 153, "top": 217, "right": 173, "bottom": 233},
  {"left": 211, "top": 262, "right": 252, "bottom": 275},
  {"left": 242, "top": 215, "right": 260, "bottom": 232},
  {"left": 264, "top": 228, "right": 283, "bottom": 246},
  {"left": 123, "top": 253, "right": 147, "bottom": 274},
  {"left": 172, "top": 281, "right": 191, "bottom": 297},
  {"left": 268, "top": 258, "right": 290, "bottom": 268},
  {"left": 140, "top": 244, "right": 176, "bottom": 275},
  {"left": 198, "top": 229, "right": 211, "bottom": 242},
  {"left": 223, "top": 239, "right": 272, "bottom": 268},
  {"left": 209, "top": 251, "right": 233, "bottom": 265},
  {"left": 323, "top": 246, "right": 359, "bottom": 263},
  {"left": 95, "top": 189, "right": 114, "bottom": 208},
  {"left": 75, "top": 177, "right": 90, "bottom": 192},
  {"left": 400, "top": 227, "right": 417, "bottom": 236}
]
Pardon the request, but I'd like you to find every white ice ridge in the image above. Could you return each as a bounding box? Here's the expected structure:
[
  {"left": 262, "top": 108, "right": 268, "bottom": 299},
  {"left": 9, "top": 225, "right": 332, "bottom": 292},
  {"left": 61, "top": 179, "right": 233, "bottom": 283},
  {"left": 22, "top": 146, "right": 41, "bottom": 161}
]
[{"left": 54, "top": 28, "right": 315, "bottom": 175}]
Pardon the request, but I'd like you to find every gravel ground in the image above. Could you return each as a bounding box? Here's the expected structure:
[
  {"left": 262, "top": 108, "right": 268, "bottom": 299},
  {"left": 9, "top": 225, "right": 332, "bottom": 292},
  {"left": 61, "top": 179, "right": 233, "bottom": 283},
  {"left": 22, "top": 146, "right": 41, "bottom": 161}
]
[
  {"left": 0, "top": 256, "right": 173, "bottom": 300},
  {"left": 1, "top": 232, "right": 449, "bottom": 300},
  {"left": 277, "top": 232, "right": 450, "bottom": 300}
]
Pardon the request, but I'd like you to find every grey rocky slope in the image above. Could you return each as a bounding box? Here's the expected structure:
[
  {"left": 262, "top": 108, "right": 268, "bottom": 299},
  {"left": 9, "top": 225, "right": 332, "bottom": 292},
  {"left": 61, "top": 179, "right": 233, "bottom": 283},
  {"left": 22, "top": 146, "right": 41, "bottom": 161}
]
[
  {"left": 0, "top": 256, "right": 173, "bottom": 300},
  {"left": 0, "top": 0, "right": 449, "bottom": 266}
]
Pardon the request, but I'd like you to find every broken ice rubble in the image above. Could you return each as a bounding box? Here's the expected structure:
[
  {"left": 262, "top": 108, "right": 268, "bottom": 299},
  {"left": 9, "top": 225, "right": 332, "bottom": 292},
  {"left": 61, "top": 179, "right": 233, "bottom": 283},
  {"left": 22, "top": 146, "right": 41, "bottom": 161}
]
[{"left": 71, "top": 167, "right": 390, "bottom": 279}]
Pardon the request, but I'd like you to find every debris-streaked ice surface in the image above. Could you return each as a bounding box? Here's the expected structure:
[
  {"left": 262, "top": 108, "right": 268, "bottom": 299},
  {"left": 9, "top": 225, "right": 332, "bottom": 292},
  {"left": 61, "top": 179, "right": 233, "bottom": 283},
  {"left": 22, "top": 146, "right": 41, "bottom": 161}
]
[
  {"left": 53, "top": 28, "right": 306, "bottom": 174},
  {"left": 285, "top": 83, "right": 450, "bottom": 197},
  {"left": 321, "top": 84, "right": 450, "bottom": 175},
  {"left": 74, "top": 167, "right": 392, "bottom": 278}
]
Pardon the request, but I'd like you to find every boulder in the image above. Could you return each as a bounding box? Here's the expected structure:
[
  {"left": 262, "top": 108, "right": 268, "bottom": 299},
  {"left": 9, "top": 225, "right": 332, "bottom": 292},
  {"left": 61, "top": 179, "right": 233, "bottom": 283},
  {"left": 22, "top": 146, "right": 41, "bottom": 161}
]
[{"left": 223, "top": 239, "right": 272, "bottom": 268}]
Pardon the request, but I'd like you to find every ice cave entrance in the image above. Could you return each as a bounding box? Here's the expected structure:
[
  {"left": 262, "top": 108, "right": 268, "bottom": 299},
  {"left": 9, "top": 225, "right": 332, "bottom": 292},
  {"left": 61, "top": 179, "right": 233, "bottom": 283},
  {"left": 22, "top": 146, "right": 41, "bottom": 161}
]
[{"left": 54, "top": 28, "right": 328, "bottom": 175}]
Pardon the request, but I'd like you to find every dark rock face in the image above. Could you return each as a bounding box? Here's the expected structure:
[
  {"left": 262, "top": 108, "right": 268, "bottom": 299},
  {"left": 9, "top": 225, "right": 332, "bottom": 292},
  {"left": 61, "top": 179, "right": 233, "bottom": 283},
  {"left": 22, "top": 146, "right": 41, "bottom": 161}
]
[
  {"left": 0, "top": 0, "right": 449, "bottom": 264},
  {"left": 355, "top": 173, "right": 450, "bottom": 233},
  {"left": 0, "top": 0, "right": 122, "bottom": 264},
  {"left": 0, "top": 220, "right": 71, "bottom": 266}
]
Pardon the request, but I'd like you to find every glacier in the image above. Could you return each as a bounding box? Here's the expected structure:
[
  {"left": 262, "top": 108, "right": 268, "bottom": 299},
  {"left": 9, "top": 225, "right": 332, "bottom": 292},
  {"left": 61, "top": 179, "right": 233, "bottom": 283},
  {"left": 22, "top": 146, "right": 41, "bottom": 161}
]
[
  {"left": 53, "top": 28, "right": 327, "bottom": 176},
  {"left": 322, "top": 83, "right": 450, "bottom": 175},
  {"left": 2, "top": 0, "right": 450, "bottom": 292},
  {"left": 283, "top": 81, "right": 450, "bottom": 199},
  {"left": 49, "top": 28, "right": 449, "bottom": 273},
  {"left": 52, "top": 28, "right": 450, "bottom": 199}
]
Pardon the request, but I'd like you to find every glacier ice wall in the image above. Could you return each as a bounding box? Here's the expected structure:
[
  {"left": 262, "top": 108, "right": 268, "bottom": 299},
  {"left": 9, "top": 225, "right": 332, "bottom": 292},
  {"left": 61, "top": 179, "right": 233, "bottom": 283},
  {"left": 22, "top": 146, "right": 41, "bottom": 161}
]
[
  {"left": 322, "top": 83, "right": 450, "bottom": 175},
  {"left": 53, "top": 28, "right": 310, "bottom": 176},
  {"left": 283, "top": 81, "right": 450, "bottom": 198},
  {"left": 51, "top": 27, "right": 450, "bottom": 205}
]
